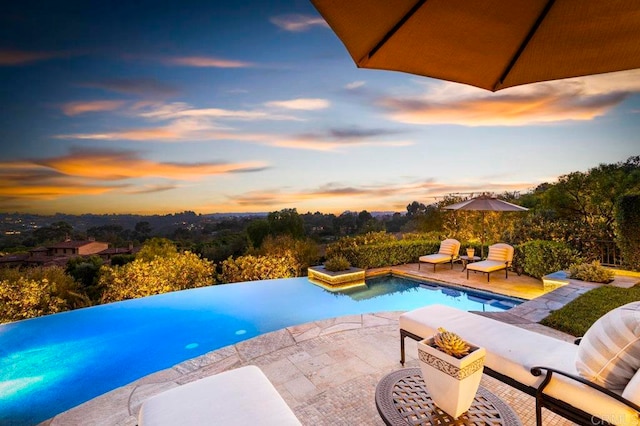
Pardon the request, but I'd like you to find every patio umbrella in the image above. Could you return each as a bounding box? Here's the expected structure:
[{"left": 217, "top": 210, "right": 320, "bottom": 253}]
[
  {"left": 443, "top": 195, "right": 528, "bottom": 257},
  {"left": 310, "top": 0, "right": 640, "bottom": 91}
]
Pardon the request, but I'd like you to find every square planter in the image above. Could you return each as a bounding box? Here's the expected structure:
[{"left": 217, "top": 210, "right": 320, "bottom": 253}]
[{"left": 417, "top": 337, "right": 486, "bottom": 418}]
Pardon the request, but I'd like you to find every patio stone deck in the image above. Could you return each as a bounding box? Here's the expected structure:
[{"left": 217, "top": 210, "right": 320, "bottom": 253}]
[{"left": 45, "top": 265, "right": 619, "bottom": 426}]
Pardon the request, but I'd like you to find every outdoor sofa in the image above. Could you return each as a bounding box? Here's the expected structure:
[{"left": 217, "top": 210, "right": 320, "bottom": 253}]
[
  {"left": 466, "top": 243, "right": 514, "bottom": 282},
  {"left": 138, "top": 365, "right": 301, "bottom": 425},
  {"left": 418, "top": 238, "right": 460, "bottom": 272},
  {"left": 399, "top": 303, "right": 640, "bottom": 426}
]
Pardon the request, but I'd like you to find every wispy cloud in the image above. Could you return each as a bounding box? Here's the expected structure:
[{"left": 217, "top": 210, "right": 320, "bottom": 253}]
[
  {"left": 265, "top": 98, "right": 330, "bottom": 110},
  {"left": 270, "top": 14, "right": 329, "bottom": 32},
  {"left": 379, "top": 69, "right": 640, "bottom": 126},
  {"left": 271, "top": 127, "right": 411, "bottom": 151},
  {"left": 61, "top": 100, "right": 127, "bottom": 116},
  {"left": 0, "top": 148, "right": 268, "bottom": 205},
  {"left": 163, "top": 55, "right": 253, "bottom": 68},
  {"left": 0, "top": 49, "right": 71, "bottom": 66},
  {"left": 345, "top": 81, "right": 366, "bottom": 90},
  {"left": 227, "top": 178, "right": 537, "bottom": 211},
  {"left": 78, "top": 78, "right": 179, "bottom": 97}
]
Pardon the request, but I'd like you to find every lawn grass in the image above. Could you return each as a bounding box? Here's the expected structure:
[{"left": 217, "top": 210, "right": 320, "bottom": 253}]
[{"left": 540, "top": 284, "right": 640, "bottom": 337}]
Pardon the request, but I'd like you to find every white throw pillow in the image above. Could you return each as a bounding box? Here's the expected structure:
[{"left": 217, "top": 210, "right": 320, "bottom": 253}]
[{"left": 576, "top": 301, "right": 640, "bottom": 391}]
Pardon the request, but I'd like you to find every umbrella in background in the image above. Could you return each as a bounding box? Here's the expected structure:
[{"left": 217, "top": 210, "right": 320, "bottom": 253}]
[
  {"left": 310, "top": 0, "right": 640, "bottom": 91},
  {"left": 443, "top": 194, "right": 528, "bottom": 257}
]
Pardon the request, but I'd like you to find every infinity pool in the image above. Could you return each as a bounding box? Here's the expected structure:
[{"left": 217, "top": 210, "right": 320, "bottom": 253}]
[{"left": 0, "top": 275, "right": 521, "bottom": 425}]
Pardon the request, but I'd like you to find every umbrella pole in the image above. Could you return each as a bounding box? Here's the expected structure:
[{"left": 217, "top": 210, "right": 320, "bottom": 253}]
[{"left": 481, "top": 211, "right": 485, "bottom": 258}]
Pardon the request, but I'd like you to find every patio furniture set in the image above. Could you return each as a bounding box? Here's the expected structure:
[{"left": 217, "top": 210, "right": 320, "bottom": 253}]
[
  {"left": 136, "top": 300, "right": 640, "bottom": 425},
  {"left": 418, "top": 238, "right": 515, "bottom": 282}
]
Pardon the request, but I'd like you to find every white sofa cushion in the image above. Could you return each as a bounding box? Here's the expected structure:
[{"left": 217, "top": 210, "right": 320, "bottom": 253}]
[
  {"left": 576, "top": 301, "right": 640, "bottom": 392},
  {"left": 138, "top": 365, "right": 301, "bottom": 426},
  {"left": 400, "top": 305, "right": 640, "bottom": 423}
]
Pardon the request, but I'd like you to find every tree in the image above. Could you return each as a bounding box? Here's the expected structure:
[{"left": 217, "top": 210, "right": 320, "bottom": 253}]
[
  {"left": 136, "top": 237, "right": 178, "bottom": 262},
  {"left": 66, "top": 255, "right": 104, "bottom": 301},
  {"left": 246, "top": 219, "right": 271, "bottom": 248},
  {"left": 32, "top": 221, "right": 74, "bottom": 244},
  {"left": 267, "top": 208, "right": 304, "bottom": 239},
  {"left": 406, "top": 201, "right": 427, "bottom": 217}
]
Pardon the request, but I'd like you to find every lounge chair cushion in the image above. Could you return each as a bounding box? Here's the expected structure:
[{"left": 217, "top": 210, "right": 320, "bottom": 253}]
[
  {"left": 438, "top": 239, "right": 460, "bottom": 256},
  {"left": 576, "top": 301, "right": 640, "bottom": 391},
  {"left": 419, "top": 253, "right": 452, "bottom": 264},
  {"left": 486, "top": 244, "right": 513, "bottom": 262},
  {"left": 400, "top": 305, "right": 639, "bottom": 423},
  {"left": 466, "top": 260, "right": 507, "bottom": 273},
  {"left": 138, "top": 365, "right": 301, "bottom": 426}
]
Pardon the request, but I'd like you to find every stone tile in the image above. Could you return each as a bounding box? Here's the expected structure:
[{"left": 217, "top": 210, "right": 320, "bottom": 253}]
[
  {"left": 128, "top": 381, "right": 178, "bottom": 416},
  {"left": 290, "top": 324, "right": 322, "bottom": 342},
  {"left": 282, "top": 375, "right": 319, "bottom": 400},
  {"left": 362, "top": 313, "right": 394, "bottom": 327},
  {"left": 173, "top": 344, "right": 238, "bottom": 373},
  {"left": 256, "top": 357, "right": 301, "bottom": 385},
  {"left": 319, "top": 321, "right": 362, "bottom": 336},
  {"left": 235, "top": 328, "right": 295, "bottom": 361},
  {"left": 176, "top": 353, "right": 243, "bottom": 384},
  {"left": 293, "top": 352, "right": 336, "bottom": 375},
  {"left": 49, "top": 384, "right": 134, "bottom": 426}
]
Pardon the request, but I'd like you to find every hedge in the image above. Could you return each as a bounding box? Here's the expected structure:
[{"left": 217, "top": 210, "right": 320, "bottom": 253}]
[
  {"left": 515, "top": 240, "right": 579, "bottom": 279},
  {"left": 616, "top": 194, "right": 640, "bottom": 271},
  {"left": 326, "top": 239, "right": 440, "bottom": 269}
]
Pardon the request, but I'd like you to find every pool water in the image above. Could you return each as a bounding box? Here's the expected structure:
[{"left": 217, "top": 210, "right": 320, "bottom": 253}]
[{"left": 0, "top": 275, "right": 521, "bottom": 425}]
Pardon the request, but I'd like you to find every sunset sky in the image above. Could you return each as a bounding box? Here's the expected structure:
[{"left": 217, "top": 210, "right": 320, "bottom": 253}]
[{"left": 1, "top": 1, "right": 639, "bottom": 216}]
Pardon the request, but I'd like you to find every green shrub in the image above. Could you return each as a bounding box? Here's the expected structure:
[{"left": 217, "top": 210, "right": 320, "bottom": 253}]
[
  {"left": 324, "top": 256, "right": 351, "bottom": 272},
  {"left": 616, "top": 193, "right": 640, "bottom": 271},
  {"left": 327, "top": 236, "right": 440, "bottom": 269},
  {"left": 100, "top": 251, "right": 216, "bottom": 302},
  {"left": 516, "top": 240, "right": 579, "bottom": 279},
  {"left": 569, "top": 260, "right": 615, "bottom": 283},
  {"left": 218, "top": 252, "right": 297, "bottom": 283},
  {"left": 0, "top": 266, "right": 89, "bottom": 323}
]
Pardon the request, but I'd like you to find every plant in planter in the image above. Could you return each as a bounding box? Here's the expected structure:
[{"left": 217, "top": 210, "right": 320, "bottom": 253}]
[
  {"left": 323, "top": 256, "right": 351, "bottom": 272},
  {"left": 569, "top": 260, "right": 615, "bottom": 283},
  {"left": 417, "top": 328, "right": 486, "bottom": 418}
]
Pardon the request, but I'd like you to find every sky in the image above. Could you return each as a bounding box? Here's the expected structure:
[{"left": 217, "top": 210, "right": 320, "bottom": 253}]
[{"left": 1, "top": 0, "right": 639, "bottom": 216}]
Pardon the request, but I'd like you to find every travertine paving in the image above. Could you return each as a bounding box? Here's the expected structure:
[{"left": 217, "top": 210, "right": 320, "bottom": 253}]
[{"left": 45, "top": 265, "right": 617, "bottom": 426}]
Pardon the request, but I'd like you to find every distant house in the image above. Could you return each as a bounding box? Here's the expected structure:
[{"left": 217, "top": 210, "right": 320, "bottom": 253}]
[
  {"left": 0, "top": 239, "right": 136, "bottom": 268},
  {"left": 48, "top": 239, "right": 109, "bottom": 256}
]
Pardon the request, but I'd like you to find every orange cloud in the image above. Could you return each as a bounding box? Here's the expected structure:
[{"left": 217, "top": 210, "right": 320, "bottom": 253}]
[
  {"left": 165, "top": 56, "right": 253, "bottom": 68},
  {"left": 39, "top": 148, "right": 268, "bottom": 180},
  {"left": 0, "top": 148, "right": 268, "bottom": 207},
  {"left": 61, "top": 100, "right": 127, "bottom": 116}
]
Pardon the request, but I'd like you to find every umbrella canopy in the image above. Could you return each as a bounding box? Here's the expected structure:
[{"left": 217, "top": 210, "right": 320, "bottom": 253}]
[
  {"left": 443, "top": 197, "right": 529, "bottom": 213},
  {"left": 310, "top": 0, "right": 640, "bottom": 91},
  {"left": 443, "top": 195, "right": 528, "bottom": 257}
]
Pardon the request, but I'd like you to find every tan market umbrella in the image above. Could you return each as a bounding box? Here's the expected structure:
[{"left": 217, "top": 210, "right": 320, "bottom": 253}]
[
  {"left": 443, "top": 195, "right": 528, "bottom": 257},
  {"left": 310, "top": 0, "right": 640, "bottom": 91}
]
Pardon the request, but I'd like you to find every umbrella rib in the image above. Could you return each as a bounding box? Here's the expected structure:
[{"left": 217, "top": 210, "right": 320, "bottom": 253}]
[
  {"left": 496, "top": 0, "right": 556, "bottom": 90},
  {"left": 368, "top": 0, "right": 429, "bottom": 60}
]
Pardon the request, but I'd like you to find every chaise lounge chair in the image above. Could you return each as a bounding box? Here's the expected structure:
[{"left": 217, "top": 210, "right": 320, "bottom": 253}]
[
  {"left": 418, "top": 238, "right": 460, "bottom": 272},
  {"left": 399, "top": 303, "right": 640, "bottom": 426},
  {"left": 138, "top": 365, "right": 301, "bottom": 425},
  {"left": 466, "top": 242, "right": 513, "bottom": 282}
]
